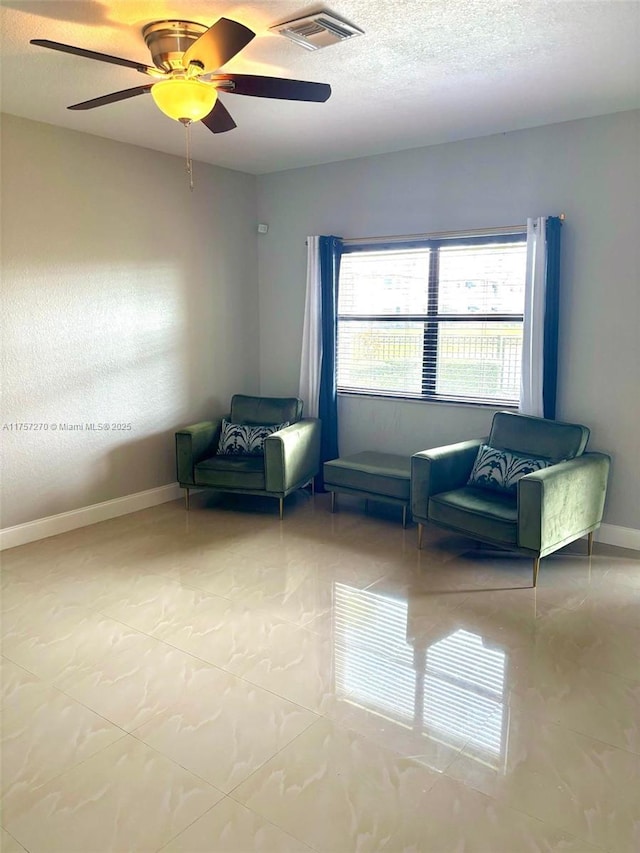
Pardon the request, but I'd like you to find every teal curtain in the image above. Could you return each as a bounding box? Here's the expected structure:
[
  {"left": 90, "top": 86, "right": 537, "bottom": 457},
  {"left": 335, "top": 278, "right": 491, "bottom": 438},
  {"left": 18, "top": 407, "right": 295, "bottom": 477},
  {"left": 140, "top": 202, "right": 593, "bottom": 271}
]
[
  {"left": 317, "top": 236, "right": 343, "bottom": 489},
  {"left": 543, "top": 216, "right": 562, "bottom": 418}
]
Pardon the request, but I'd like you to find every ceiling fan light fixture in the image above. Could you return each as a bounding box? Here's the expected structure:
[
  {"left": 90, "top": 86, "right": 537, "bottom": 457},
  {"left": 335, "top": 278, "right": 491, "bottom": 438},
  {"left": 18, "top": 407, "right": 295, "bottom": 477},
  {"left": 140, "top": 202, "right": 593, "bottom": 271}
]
[{"left": 151, "top": 77, "right": 217, "bottom": 122}]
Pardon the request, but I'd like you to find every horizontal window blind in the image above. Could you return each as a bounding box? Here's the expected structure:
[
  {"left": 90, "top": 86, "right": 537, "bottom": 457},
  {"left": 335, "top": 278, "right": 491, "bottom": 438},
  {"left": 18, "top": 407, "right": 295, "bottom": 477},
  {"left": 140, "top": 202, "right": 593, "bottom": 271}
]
[{"left": 337, "top": 236, "right": 527, "bottom": 405}]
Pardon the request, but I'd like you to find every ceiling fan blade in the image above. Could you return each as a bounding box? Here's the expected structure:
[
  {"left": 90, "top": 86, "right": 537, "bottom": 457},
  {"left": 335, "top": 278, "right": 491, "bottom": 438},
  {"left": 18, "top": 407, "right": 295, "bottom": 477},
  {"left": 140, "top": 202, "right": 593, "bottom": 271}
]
[
  {"left": 182, "top": 17, "right": 255, "bottom": 73},
  {"left": 67, "top": 85, "right": 153, "bottom": 110},
  {"left": 201, "top": 99, "right": 237, "bottom": 134},
  {"left": 30, "top": 39, "right": 159, "bottom": 76},
  {"left": 213, "top": 74, "right": 331, "bottom": 102}
]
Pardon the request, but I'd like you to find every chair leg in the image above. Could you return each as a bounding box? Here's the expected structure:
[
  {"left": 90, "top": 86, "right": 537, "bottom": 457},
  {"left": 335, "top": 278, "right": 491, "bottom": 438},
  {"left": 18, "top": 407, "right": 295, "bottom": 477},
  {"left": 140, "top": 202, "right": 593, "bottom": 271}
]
[
  {"left": 279, "top": 497, "right": 284, "bottom": 521},
  {"left": 587, "top": 531, "right": 594, "bottom": 556},
  {"left": 330, "top": 492, "right": 336, "bottom": 513},
  {"left": 184, "top": 488, "right": 190, "bottom": 511},
  {"left": 532, "top": 557, "right": 540, "bottom": 588},
  {"left": 311, "top": 478, "right": 315, "bottom": 496},
  {"left": 402, "top": 505, "right": 407, "bottom": 529},
  {"left": 417, "top": 522, "right": 424, "bottom": 550}
]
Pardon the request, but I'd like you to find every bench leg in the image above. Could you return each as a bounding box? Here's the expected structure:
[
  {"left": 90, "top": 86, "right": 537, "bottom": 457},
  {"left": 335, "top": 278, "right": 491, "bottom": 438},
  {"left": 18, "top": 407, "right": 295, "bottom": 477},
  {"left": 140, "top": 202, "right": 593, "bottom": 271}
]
[
  {"left": 587, "top": 531, "right": 594, "bottom": 556},
  {"left": 184, "top": 488, "right": 190, "bottom": 511},
  {"left": 330, "top": 492, "right": 336, "bottom": 513},
  {"left": 417, "top": 522, "right": 424, "bottom": 550},
  {"left": 402, "top": 505, "right": 407, "bottom": 529}
]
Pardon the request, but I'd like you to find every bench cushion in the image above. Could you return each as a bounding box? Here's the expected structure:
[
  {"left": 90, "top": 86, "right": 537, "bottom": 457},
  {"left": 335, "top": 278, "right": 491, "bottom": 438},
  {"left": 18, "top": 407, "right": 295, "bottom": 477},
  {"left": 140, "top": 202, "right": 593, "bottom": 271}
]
[{"left": 324, "top": 452, "right": 410, "bottom": 501}]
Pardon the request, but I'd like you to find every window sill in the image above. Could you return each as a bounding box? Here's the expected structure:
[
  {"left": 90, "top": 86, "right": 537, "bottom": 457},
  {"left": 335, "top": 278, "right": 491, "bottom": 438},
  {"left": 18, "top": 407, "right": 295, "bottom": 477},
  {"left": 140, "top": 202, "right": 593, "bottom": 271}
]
[{"left": 337, "top": 390, "right": 518, "bottom": 412}]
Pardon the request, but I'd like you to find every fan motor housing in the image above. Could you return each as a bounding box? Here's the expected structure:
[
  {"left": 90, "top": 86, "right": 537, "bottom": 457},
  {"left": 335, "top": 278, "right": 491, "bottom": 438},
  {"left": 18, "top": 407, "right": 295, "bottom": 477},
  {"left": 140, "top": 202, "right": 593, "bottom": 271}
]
[{"left": 142, "top": 20, "right": 207, "bottom": 72}]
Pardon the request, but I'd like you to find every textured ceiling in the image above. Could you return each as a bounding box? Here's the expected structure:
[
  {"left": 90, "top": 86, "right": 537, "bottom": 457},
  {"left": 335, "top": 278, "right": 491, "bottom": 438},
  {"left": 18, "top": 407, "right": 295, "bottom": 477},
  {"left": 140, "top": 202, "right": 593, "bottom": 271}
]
[{"left": 1, "top": 1, "right": 639, "bottom": 174}]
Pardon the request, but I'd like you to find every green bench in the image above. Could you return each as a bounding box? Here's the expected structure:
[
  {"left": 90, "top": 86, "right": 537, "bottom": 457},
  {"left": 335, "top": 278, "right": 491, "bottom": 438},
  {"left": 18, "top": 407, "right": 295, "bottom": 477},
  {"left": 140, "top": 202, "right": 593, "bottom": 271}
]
[{"left": 323, "top": 451, "right": 411, "bottom": 527}]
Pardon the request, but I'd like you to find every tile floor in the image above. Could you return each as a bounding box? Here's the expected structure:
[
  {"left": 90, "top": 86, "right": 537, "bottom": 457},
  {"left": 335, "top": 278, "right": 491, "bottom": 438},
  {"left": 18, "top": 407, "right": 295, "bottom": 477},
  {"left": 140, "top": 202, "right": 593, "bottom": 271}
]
[{"left": 1, "top": 490, "right": 639, "bottom": 852}]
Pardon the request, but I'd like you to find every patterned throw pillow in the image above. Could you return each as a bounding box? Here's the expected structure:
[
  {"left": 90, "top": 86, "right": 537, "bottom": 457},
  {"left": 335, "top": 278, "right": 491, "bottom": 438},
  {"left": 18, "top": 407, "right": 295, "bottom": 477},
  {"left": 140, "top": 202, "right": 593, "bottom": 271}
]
[
  {"left": 217, "top": 419, "right": 289, "bottom": 456},
  {"left": 467, "top": 444, "right": 554, "bottom": 494}
]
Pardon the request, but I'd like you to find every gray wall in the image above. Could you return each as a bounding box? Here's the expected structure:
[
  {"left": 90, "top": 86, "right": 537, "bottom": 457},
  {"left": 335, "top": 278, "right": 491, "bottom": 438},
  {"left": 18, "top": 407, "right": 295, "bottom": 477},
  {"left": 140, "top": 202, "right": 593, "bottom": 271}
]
[
  {"left": 256, "top": 110, "right": 640, "bottom": 531},
  {"left": 2, "top": 111, "right": 638, "bottom": 533},
  {"left": 1, "top": 115, "right": 259, "bottom": 528}
]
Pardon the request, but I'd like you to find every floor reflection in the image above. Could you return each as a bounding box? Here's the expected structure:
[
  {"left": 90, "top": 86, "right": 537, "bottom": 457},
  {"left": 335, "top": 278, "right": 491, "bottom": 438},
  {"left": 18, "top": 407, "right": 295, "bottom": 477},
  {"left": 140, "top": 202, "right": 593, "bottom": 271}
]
[
  {"left": 333, "top": 582, "right": 509, "bottom": 771},
  {"left": 422, "top": 629, "right": 508, "bottom": 769}
]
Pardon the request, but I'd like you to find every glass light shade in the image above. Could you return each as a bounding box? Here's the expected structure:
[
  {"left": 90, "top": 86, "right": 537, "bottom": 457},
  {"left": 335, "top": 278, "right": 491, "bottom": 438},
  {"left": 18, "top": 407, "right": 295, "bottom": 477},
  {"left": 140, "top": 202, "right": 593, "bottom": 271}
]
[{"left": 151, "top": 78, "right": 217, "bottom": 122}]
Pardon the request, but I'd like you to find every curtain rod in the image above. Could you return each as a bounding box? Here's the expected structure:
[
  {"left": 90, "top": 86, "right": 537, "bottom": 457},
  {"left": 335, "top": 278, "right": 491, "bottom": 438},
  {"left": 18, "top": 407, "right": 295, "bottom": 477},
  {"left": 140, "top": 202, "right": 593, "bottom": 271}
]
[
  {"left": 305, "top": 215, "right": 565, "bottom": 246},
  {"left": 342, "top": 215, "right": 566, "bottom": 246}
]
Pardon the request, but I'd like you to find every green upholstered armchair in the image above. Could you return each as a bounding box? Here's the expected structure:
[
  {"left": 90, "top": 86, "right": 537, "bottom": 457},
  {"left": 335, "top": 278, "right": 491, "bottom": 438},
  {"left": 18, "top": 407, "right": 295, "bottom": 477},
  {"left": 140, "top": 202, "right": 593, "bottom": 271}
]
[
  {"left": 175, "top": 395, "right": 321, "bottom": 519},
  {"left": 411, "top": 412, "right": 610, "bottom": 587}
]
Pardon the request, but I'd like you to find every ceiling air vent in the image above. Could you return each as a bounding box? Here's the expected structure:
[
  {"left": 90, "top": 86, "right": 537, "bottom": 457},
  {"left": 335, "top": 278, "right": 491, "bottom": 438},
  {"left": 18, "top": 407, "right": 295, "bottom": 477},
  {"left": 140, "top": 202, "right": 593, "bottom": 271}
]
[{"left": 270, "top": 11, "right": 364, "bottom": 51}]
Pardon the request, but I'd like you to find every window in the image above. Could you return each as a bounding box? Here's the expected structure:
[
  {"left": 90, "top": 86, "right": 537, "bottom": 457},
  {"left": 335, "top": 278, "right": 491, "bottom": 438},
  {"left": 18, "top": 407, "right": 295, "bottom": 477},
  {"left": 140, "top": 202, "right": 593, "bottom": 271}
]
[{"left": 337, "top": 233, "right": 527, "bottom": 405}]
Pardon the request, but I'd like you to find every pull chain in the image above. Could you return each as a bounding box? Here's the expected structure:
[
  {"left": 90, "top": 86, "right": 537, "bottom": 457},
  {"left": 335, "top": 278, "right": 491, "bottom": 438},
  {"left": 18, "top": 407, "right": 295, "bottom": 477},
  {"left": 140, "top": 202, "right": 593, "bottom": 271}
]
[{"left": 182, "top": 119, "right": 194, "bottom": 191}]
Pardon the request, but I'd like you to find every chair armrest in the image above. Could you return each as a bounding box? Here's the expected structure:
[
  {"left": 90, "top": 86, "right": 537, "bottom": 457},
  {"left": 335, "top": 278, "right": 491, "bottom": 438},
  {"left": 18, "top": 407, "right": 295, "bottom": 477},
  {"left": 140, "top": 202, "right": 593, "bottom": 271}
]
[
  {"left": 264, "top": 418, "right": 321, "bottom": 493},
  {"left": 175, "top": 420, "right": 222, "bottom": 485},
  {"left": 411, "top": 439, "right": 484, "bottom": 520},
  {"left": 518, "top": 452, "right": 611, "bottom": 553}
]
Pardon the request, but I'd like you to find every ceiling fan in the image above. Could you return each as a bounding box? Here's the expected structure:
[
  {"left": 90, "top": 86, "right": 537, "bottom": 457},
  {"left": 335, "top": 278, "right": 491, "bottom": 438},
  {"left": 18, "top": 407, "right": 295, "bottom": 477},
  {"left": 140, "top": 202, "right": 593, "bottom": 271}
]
[{"left": 30, "top": 17, "right": 332, "bottom": 134}]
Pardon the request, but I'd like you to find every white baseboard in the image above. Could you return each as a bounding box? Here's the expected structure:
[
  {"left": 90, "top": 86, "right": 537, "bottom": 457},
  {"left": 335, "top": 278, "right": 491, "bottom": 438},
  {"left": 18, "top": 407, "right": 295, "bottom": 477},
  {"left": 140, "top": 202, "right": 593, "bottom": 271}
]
[
  {"left": 595, "top": 523, "right": 640, "bottom": 552},
  {"left": 1, "top": 486, "right": 638, "bottom": 553},
  {"left": 0, "top": 483, "right": 182, "bottom": 551}
]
